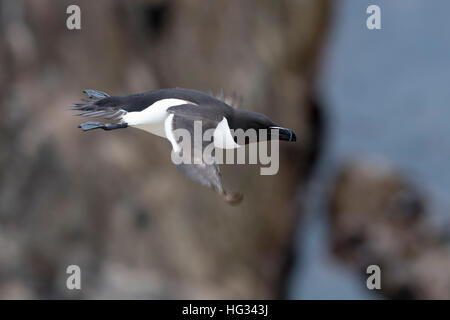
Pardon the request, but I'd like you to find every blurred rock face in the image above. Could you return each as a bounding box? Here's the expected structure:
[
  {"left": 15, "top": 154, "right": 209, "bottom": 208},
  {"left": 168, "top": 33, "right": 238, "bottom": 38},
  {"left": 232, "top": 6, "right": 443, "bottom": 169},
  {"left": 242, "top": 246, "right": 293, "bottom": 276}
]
[
  {"left": 329, "top": 160, "right": 450, "bottom": 299},
  {"left": 0, "top": 0, "right": 329, "bottom": 298}
]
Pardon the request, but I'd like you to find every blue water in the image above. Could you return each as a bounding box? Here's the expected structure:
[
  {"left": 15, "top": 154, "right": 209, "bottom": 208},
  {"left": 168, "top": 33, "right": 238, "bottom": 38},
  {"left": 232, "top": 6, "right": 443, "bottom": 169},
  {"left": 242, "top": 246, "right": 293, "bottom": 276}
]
[{"left": 288, "top": 0, "right": 450, "bottom": 299}]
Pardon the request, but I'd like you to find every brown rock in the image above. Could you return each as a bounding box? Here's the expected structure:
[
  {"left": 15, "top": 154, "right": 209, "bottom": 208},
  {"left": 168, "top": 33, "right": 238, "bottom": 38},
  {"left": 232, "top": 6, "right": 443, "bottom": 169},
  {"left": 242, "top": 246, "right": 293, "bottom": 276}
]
[
  {"left": 329, "top": 160, "right": 450, "bottom": 299},
  {"left": 0, "top": 0, "right": 330, "bottom": 298}
]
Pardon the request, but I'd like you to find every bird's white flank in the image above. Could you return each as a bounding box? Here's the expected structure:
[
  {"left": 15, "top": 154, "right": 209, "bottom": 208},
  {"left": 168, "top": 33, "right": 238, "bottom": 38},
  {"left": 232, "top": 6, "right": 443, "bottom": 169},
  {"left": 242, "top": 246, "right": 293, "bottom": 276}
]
[{"left": 122, "top": 98, "right": 191, "bottom": 137}]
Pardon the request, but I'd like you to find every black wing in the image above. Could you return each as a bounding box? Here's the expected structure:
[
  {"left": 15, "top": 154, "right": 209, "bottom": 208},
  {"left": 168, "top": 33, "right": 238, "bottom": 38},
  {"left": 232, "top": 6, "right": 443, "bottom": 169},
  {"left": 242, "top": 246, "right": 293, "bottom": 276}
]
[
  {"left": 167, "top": 104, "right": 243, "bottom": 205},
  {"left": 70, "top": 88, "right": 232, "bottom": 121}
]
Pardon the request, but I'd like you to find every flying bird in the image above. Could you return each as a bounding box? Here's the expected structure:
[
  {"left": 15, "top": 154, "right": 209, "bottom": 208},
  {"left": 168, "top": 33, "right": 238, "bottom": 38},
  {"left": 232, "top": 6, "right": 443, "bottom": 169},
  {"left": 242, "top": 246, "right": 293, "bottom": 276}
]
[{"left": 71, "top": 88, "right": 296, "bottom": 204}]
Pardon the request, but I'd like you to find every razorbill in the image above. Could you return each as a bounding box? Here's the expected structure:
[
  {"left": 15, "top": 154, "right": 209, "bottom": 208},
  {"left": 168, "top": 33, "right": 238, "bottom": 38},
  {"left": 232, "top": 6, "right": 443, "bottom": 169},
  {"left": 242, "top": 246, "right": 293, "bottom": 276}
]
[{"left": 71, "top": 88, "right": 296, "bottom": 204}]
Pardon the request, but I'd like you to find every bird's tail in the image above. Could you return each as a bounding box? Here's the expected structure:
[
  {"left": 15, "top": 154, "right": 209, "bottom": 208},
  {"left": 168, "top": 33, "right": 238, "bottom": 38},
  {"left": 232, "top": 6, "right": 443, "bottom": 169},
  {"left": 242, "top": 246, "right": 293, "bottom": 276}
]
[{"left": 69, "top": 89, "right": 127, "bottom": 130}]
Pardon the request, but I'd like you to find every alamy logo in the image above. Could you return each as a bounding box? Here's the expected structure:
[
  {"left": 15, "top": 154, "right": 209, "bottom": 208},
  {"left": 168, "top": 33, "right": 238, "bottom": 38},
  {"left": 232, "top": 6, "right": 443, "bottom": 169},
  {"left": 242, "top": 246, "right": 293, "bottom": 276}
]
[
  {"left": 366, "top": 265, "right": 381, "bottom": 290},
  {"left": 169, "top": 123, "right": 281, "bottom": 175},
  {"left": 66, "top": 265, "right": 81, "bottom": 290},
  {"left": 366, "top": 5, "right": 381, "bottom": 30},
  {"left": 66, "top": 5, "right": 81, "bottom": 30}
]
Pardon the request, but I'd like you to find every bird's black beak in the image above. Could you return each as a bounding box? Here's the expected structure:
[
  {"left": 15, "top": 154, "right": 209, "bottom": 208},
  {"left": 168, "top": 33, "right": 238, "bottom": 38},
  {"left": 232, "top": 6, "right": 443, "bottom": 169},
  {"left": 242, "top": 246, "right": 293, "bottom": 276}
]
[{"left": 269, "top": 126, "right": 297, "bottom": 142}]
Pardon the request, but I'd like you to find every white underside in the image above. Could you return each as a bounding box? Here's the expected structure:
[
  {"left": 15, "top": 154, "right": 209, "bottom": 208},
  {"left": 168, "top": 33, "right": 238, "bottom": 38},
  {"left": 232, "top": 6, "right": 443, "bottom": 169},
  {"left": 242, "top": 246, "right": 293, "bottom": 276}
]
[
  {"left": 122, "top": 99, "right": 240, "bottom": 151},
  {"left": 122, "top": 98, "right": 190, "bottom": 138}
]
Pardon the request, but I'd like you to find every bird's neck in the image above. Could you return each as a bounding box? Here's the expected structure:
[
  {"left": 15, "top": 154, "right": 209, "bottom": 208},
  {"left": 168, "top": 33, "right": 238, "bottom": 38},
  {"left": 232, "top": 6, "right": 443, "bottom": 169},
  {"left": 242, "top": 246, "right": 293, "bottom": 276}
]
[{"left": 229, "top": 109, "right": 255, "bottom": 131}]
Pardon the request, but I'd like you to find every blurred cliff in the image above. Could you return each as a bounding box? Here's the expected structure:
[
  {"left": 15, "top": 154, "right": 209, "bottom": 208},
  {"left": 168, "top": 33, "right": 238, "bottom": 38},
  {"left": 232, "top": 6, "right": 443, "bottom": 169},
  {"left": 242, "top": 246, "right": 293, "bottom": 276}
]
[
  {"left": 0, "top": 0, "right": 330, "bottom": 298},
  {"left": 329, "top": 160, "right": 450, "bottom": 299}
]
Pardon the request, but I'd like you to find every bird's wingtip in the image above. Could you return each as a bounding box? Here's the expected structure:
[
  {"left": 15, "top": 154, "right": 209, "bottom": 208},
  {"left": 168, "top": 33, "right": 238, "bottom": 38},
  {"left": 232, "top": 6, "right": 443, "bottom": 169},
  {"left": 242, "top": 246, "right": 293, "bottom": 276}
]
[{"left": 223, "top": 191, "right": 244, "bottom": 206}]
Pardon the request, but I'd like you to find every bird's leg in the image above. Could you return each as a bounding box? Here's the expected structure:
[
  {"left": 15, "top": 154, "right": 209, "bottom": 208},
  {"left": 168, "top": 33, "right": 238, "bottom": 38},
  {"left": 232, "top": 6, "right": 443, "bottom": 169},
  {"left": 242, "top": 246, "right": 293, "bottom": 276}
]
[
  {"left": 78, "top": 121, "right": 128, "bottom": 131},
  {"left": 103, "top": 123, "right": 128, "bottom": 130}
]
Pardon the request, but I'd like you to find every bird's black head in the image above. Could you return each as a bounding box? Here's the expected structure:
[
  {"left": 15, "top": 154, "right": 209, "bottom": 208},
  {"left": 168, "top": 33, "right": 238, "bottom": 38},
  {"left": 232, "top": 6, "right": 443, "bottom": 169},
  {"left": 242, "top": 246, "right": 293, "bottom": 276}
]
[{"left": 231, "top": 109, "right": 296, "bottom": 144}]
